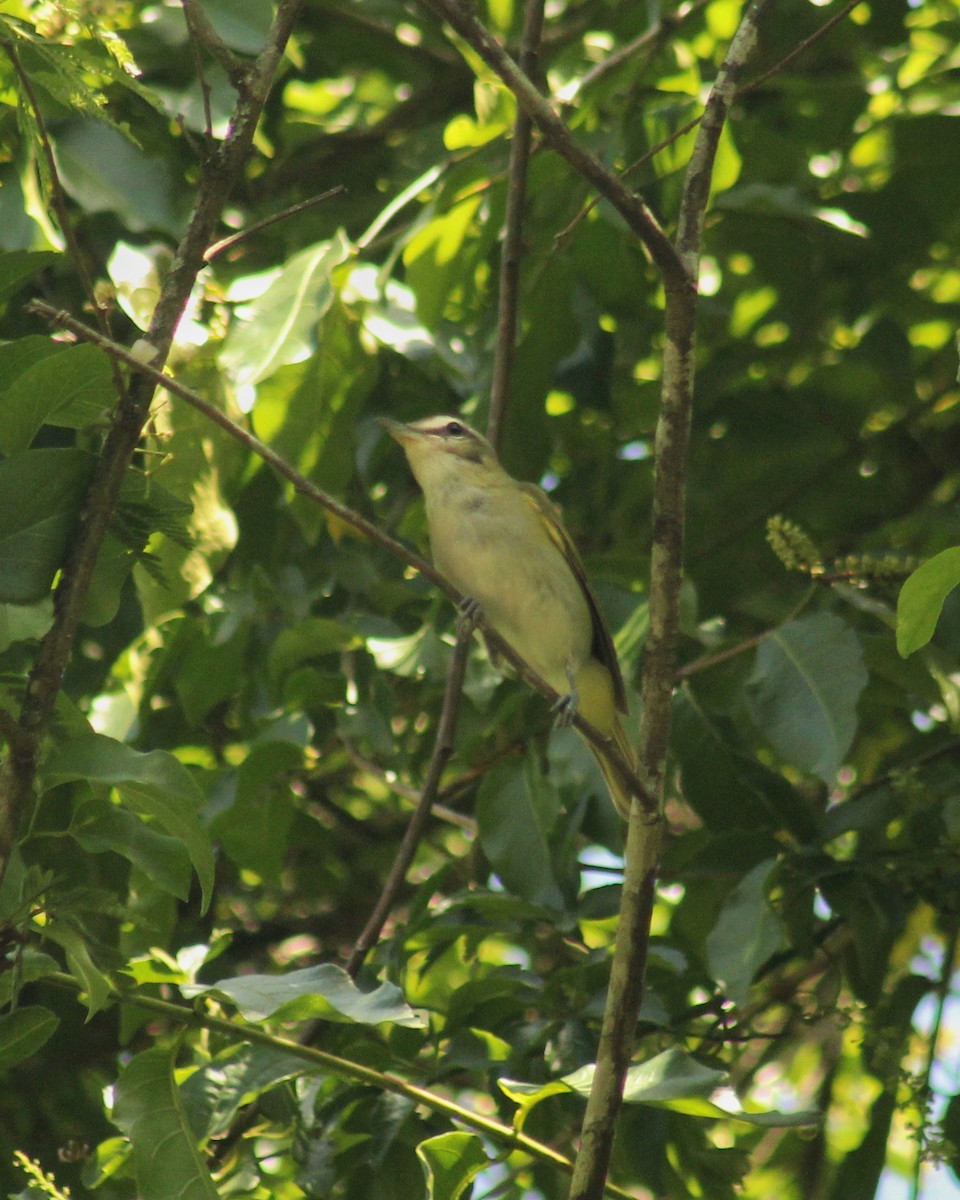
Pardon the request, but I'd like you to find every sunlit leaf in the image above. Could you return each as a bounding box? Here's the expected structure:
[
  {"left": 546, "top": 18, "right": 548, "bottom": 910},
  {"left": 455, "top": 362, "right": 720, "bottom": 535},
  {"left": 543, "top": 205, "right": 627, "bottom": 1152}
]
[
  {"left": 896, "top": 547, "right": 960, "bottom": 657},
  {"left": 416, "top": 1132, "right": 488, "bottom": 1200},
  {"left": 182, "top": 964, "right": 426, "bottom": 1028}
]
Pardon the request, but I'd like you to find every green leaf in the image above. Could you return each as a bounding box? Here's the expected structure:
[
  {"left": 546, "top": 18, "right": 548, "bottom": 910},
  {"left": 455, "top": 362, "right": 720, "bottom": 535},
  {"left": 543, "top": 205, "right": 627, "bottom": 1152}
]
[
  {"left": 896, "top": 547, "right": 960, "bottom": 656},
  {"left": 476, "top": 758, "right": 565, "bottom": 910},
  {"left": 267, "top": 617, "right": 362, "bottom": 681},
  {"left": 705, "top": 859, "right": 786, "bottom": 1007},
  {"left": 56, "top": 121, "right": 184, "bottom": 234},
  {"left": 221, "top": 231, "right": 353, "bottom": 386},
  {"left": 182, "top": 964, "right": 426, "bottom": 1028},
  {"left": 113, "top": 1045, "right": 219, "bottom": 1200},
  {"left": 39, "top": 921, "right": 113, "bottom": 1017},
  {"left": 0, "top": 598, "right": 53, "bottom": 653},
  {"left": 209, "top": 739, "right": 301, "bottom": 882},
  {"left": 0, "top": 449, "right": 94, "bottom": 604},
  {"left": 180, "top": 1043, "right": 317, "bottom": 1141},
  {"left": 416, "top": 1132, "right": 488, "bottom": 1200},
  {"left": 43, "top": 734, "right": 214, "bottom": 913},
  {"left": 745, "top": 613, "right": 867, "bottom": 783},
  {"left": 0, "top": 343, "right": 113, "bottom": 454},
  {"left": 0, "top": 1006, "right": 59, "bottom": 1071},
  {"left": 503, "top": 1049, "right": 819, "bottom": 1127},
  {"left": 0, "top": 250, "right": 59, "bottom": 301},
  {"left": 72, "top": 796, "right": 193, "bottom": 900}
]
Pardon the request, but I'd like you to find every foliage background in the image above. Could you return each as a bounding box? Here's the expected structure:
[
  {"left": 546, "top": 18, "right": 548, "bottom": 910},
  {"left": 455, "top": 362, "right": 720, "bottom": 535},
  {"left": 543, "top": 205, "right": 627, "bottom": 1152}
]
[{"left": 0, "top": 1, "right": 959, "bottom": 1198}]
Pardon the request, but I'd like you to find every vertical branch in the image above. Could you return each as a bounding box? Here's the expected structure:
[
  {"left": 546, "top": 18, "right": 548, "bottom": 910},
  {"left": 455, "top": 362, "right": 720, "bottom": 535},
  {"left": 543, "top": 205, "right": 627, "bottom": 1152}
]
[
  {"left": 568, "top": 4, "right": 772, "bottom": 1198},
  {"left": 346, "top": 619, "right": 474, "bottom": 978},
  {"left": 487, "top": 0, "right": 545, "bottom": 455},
  {"left": 0, "top": 0, "right": 305, "bottom": 877}
]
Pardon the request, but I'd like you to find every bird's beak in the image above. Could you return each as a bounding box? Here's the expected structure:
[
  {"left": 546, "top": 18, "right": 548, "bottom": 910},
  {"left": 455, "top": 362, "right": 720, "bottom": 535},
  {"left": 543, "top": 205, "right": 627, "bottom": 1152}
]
[{"left": 376, "top": 417, "right": 412, "bottom": 444}]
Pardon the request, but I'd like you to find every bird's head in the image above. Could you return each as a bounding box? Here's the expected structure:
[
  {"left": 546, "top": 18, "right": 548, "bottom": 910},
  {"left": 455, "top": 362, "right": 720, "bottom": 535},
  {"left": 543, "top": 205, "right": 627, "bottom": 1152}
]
[{"left": 378, "top": 415, "right": 499, "bottom": 492}]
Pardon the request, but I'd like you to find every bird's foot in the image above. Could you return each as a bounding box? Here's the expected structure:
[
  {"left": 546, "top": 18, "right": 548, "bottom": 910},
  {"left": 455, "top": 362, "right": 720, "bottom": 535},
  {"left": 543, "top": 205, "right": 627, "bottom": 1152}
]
[
  {"left": 552, "top": 689, "right": 579, "bottom": 729},
  {"left": 456, "top": 597, "right": 483, "bottom": 635}
]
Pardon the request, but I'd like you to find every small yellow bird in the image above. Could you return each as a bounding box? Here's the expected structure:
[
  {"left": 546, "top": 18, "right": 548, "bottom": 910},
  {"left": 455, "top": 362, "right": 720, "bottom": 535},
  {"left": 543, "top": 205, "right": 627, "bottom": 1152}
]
[{"left": 380, "top": 414, "right": 637, "bottom": 819}]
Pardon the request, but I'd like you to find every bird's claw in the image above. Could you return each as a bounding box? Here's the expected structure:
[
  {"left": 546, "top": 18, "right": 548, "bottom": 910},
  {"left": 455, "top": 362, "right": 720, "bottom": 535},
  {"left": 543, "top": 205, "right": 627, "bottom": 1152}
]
[
  {"left": 457, "top": 597, "right": 483, "bottom": 634},
  {"left": 552, "top": 690, "right": 579, "bottom": 729}
]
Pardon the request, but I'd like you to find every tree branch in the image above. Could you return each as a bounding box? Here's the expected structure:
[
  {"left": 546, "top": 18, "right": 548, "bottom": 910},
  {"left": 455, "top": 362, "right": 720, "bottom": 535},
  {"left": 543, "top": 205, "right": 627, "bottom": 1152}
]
[
  {"left": 422, "top": 0, "right": 687, "bottom": 290},
  {"left": 0, "top": 1, "right": 304, "bottom": 881},
  {"left": 569, "top": 4, "right": 773, "bottom": 1198},
  {"left": 346, "top": 616, "right": 474, "bottom": 977}
]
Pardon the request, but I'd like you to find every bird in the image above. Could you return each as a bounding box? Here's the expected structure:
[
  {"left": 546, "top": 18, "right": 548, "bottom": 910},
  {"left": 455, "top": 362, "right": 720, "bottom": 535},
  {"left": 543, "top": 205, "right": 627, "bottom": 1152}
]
[{"left": 379, "top": 413, "right": 638, "bottom": 819}]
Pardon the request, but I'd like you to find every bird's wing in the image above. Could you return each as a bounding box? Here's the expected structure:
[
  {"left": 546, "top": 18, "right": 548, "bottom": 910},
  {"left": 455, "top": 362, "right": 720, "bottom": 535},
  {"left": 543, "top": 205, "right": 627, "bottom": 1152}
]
[{"left": 519, "top": 483, "right": 628, "bottom": 713}]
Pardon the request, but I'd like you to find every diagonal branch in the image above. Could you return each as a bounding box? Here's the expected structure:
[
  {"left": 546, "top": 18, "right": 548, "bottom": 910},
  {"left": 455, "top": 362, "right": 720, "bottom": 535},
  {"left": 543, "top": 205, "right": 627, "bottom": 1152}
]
[
  {"left": 422, "top": 0, "right": 687, "bottom": 291},
  {"left": 0, "top": 0, "right": 305, "bottom": 881}
]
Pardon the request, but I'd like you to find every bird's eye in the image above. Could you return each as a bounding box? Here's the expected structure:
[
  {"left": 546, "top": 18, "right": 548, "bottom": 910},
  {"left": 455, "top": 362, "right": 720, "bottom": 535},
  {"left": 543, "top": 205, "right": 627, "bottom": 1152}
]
[{"left": 445, "top": 421, "right": 465, "bottom": 437}]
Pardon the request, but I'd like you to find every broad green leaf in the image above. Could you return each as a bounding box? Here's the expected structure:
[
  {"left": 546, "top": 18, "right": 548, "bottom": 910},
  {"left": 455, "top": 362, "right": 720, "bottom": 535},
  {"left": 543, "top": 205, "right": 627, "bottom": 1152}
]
[
  {"left": 209, "top": 740, "right": 302, "bottom": 882},
  {"left": 0, "top": 598, "right": 53, "bottom": 653},
  {"left": 113, "top": 1045, "right": 219, "bottom": 1200},
  {"left": 203, "top": 0, "right": 273, "bottom": 52},
  {"left": 182, "top": 964, "right": 425, "bottom": 1028},
  {"left": 0, "top": 343, "right": 113, "bottom": 453},
  {"left": 0, "top": 1006, "right": 59, "bottom": 1071},
  {"left": 416, "top": 1132, "right": 488, "bottom": 1200},
  {"left": 72, "top": 797, "right": 193, "bottom": 900},
  {"left": 56, "top": 121, "right": 183, "bottom": 234},
  {"left": 671, "top": 689, "right": 816, "bottom": 839},
  {"left": 705, "top": 859, "right": 786, "bottom": 1007},
  {"left": 267, "top": 617, "right": 362, "bottom": 681},
  {"left": 504, "top": 1049, "right": 819, "bottom": 1127},
  {"left": 221, "top": 231, "right": 353, "bottom": 387},
  {"left": 0, "top": 449, "right": 94, "bottom": 604},
  {"left": 180, "top": 1043, "right": 317, "bottom": 1141},
  {"left": 745, "top": 614, "right": 867, "bottom": 783},
  {"left": 476, "top": 758, "right": 565, "bottom": 910},
  {"left": 0, "top": 250, "right": 59, "bottom": 301},
  {"left": 43, "top": 734, "right": 214, "bottom": 913},
  {"left": 39, "top": 921, "right": 113, "bottom": 1017},
  {"left": 896, "top": 547, "right": 960, "bottom": 656}
]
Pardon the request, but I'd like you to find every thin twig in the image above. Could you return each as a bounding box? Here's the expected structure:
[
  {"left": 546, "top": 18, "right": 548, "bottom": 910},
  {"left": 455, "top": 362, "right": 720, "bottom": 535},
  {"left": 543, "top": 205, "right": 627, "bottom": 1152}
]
[
  {"left": 487, "top": 0, "right": 545, "bottom": 455},
  {"left": 0, "top": 1, "right": 305, "bottom": 883},
  {"left": 738, "top": 0, "right": 864, "bottom": 97},
  {"left": 341, "top": 742, "right": 478, "bottom": 832},
  {"left": 347, "top": 616, "right": 474, "bottom": 977},
  {"left": 565, "top": 0, "right": 712, "bottom": 102},
  {"left": 205, "top": 187, "right": 348, "bottom": 261},
  {"left": 181, "top": 0, "right": 247, "bottom": 86},
  {"left": 422, "top": 0, "right": 686, "bottom": 290},
  {"left": 25, "top": 302, "right": 646, "bottom": 812},
  {"left": 557, "top": 0, "right": 864, "bottom": 247},
  {"left": 568, "top": 6, "right": 773, "bottom": 1198}
]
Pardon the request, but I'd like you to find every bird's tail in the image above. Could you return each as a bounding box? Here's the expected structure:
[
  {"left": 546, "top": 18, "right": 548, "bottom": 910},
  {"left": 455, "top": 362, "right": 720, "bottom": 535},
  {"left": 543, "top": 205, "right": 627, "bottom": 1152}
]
[{"left": 589, "top": 713, "right": 638, "bottom": 820}]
